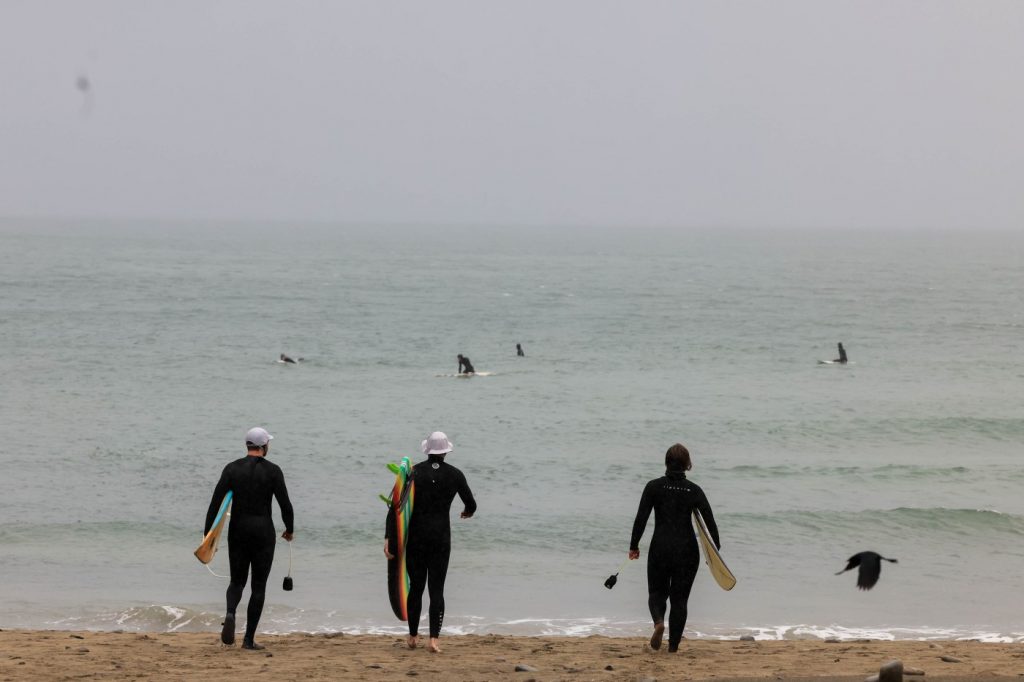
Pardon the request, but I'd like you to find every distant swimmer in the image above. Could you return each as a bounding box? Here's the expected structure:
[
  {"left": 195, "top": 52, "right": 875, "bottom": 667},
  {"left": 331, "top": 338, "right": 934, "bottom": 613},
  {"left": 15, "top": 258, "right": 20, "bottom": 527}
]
[
  {"left": 279, "top": 354, "right": 297, "bottom": 364},
  {"left": 516, "top": 343, "right": 525, "bottom": 357},
  {"left": 835, "top": 343, "right": 848, "bottom": 364},
  {"left": 457, "top": 354, "right": 475, "bottom": 374}
]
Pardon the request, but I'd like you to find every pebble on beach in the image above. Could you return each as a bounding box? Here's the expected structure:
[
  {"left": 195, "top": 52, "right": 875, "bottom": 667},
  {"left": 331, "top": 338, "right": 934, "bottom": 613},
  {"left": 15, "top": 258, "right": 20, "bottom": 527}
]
[
  {"left": 514, "top": 663, "right": 538, "bottom": 672},
  {"left": 879, "top": 658, "right": 903, "bottom": 682}
]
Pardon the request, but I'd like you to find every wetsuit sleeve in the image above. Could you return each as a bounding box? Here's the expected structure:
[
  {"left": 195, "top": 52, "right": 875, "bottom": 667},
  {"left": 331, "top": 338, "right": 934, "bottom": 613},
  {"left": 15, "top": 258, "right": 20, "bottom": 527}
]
[
  {"left": 457, "top": 469, "right": 477, "bottom": 517},
  {"left": 629, "top": 481, "right": 656, "bottom": 551},
  {"left": 696, "top": 491, "right": 721, "bottom": 550},
  {"left": 274, "top": 468, "right": 295, "bottom": 534},
  {"left": 204, "top": 467, "right": 231, "bottom": 535}
]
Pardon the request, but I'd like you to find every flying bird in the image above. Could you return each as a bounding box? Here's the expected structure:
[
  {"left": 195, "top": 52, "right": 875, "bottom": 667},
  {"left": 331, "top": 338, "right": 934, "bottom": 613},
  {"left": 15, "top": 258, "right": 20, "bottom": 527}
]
[{"left": 836, "top": 551, "right": 898, "bottom": 590}]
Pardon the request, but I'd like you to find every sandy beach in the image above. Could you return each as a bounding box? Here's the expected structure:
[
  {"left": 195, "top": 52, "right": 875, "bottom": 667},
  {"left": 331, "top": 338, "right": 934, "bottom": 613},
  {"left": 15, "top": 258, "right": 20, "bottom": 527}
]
[{"left": 1, "top": 630, "right": 1022, "bottom": 681}]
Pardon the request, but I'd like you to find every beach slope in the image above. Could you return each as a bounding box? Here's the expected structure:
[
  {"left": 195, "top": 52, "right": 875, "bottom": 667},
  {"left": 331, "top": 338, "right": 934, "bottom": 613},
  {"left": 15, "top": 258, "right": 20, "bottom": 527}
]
[{"left": 2, "top": 630, "right": 1022, "bottom": 681}]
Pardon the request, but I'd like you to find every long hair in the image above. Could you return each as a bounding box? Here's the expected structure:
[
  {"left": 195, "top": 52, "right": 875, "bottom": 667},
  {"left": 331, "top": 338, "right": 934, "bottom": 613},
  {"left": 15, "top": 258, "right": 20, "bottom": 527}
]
[{"left": 665, "top": 443, "right": 692, "bottom": 472}]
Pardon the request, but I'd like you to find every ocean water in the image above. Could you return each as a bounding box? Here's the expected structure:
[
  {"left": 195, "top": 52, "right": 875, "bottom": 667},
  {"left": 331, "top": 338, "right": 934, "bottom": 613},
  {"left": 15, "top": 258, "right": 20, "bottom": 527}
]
[{"left": 1, "top": 221, "right": 1023, "bottom": 642}]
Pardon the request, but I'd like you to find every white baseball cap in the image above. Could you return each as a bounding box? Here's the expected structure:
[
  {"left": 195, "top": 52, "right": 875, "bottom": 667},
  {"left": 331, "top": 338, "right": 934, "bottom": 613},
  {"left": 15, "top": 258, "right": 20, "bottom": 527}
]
[
  {"left": 421, "top": 431, "right": 454, "bottom": 455},
  {"left": 245, "top": 427, "right": 274, "bottom": 447}
]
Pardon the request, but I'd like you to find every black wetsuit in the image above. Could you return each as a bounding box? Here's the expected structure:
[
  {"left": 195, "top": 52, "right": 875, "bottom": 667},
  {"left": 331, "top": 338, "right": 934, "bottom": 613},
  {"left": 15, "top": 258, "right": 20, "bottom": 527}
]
[
  {"left": 837, "top": 344, "right": 848, "bottom": 363},
  {"left": 630, "top": 470, "right": 719, "bottom": 649},
  {"left": 459, "top": 356, "right": 475, "bottom": 374},
  {"left": 516, "top": 345, "right": 525, "bottom": 357},
  {"left": 391, "top": 454, "right": 476, "bottom": 638},
  {"left": 205, "top": 455, "right": 294, "bottom": 644}
]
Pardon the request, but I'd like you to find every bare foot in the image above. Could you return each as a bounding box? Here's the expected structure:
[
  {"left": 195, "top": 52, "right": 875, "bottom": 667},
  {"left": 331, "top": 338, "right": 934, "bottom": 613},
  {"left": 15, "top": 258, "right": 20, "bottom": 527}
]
[
  {"left": 650, "top": 622, "right": 665, "bottom": 651},
  {"left": 427, "top": 638, "right": 442, "bottom": 653},
  {"left": 406, "top": 635, "right": 419, "bottom": 650}
]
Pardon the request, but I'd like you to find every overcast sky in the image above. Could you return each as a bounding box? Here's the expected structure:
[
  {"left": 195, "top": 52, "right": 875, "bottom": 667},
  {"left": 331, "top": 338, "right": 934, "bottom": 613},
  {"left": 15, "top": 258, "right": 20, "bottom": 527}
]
[{"left": 2, "top": 2, "right": 1022, "bottom": 229}]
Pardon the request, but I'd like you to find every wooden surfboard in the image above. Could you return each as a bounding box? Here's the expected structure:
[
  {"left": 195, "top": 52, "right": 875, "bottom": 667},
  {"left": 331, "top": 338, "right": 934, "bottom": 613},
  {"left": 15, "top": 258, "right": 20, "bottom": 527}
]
[{"left": 195, "top": 491, "right": 233, "bottom": 564}]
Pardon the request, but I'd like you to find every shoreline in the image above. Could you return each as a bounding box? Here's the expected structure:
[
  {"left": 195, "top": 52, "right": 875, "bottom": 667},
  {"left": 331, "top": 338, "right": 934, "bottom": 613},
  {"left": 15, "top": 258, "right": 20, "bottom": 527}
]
[{"left": 2, "top": 630, "right": 1022, "bottom": 681}]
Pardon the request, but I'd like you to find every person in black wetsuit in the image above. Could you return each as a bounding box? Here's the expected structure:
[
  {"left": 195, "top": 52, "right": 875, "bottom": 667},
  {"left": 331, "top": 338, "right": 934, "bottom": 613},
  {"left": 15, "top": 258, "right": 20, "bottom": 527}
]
[
  {"left": 204, "top": 426, "right": 294, "bottom": 650},
  {"left": 457, "top": 354, "right": 475, "bottom": 374},
  {"left": 629, "top": 443, "right": 719, "bottom": 653},
  {"left": 835, "top": 342, "right": 848, "bottom": 364},
  {"left": 516, "top": 343, "right": 525, "bottom": 357},
  {"left": 384, "top": 431, "right": 476, "bottom": 653}
]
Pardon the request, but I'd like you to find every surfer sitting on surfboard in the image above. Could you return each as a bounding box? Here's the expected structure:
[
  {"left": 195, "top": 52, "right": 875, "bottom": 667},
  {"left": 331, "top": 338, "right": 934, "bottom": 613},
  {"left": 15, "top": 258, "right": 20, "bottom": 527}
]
[
  {"left": 204, "top": 427, "right": 294, "bottom": 651},
  {"left": 457, "top": 354, "right": 475, "bottom": 374},
  {"left": 384, "top": 431, "right": 476, "bottom": 653},
  {"left": 834, "top": 342, "right": 848, "bottom": 364},
  {"left": 629, "top": 443, "right": 720, "bottom": 653}
]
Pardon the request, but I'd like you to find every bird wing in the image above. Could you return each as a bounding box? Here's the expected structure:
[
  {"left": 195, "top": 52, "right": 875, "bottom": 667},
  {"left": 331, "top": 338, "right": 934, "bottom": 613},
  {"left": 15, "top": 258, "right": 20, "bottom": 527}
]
[{"left": 835, "top": 554, "right": 862, "bottom": 575}]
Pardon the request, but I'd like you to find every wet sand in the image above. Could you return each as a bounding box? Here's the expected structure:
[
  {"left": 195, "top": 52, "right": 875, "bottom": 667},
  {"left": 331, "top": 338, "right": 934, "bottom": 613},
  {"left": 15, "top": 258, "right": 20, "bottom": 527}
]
[{"left": 1, "top": 630, "right": 1022, "bottom": 681}]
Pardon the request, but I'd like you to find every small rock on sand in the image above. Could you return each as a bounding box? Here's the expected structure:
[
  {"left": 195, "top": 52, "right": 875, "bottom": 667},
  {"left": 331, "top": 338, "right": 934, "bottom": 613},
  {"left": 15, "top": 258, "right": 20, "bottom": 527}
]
[
  {"left": 515, "top": 664, "right": 538, "bottom": 672},
  {"left": 740, "top": 635, "right": 756, "bottom": 642},
  {"left": 940, "top": 655, "right": 962, "bottom": 663},
  {"left": 879, "top": 659, "right": 903, "bottom": 682},
  {"left": 904, "top": 666, "right": 925, "bottom": 676}
]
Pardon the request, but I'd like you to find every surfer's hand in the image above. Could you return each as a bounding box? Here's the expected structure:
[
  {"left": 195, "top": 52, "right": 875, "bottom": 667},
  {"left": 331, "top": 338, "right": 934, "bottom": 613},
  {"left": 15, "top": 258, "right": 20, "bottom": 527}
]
[
  {"left": 384, "top": 539, "right": 394, "bottom": 560},
  {"left": 282, "top": 531, "right": 293, "bottom": 542},
  {"left": 460, "top": 511, "right": 473, "bottom": 519},
  {"left": 629, "top": 549, "right": 640, "bottom": 560}
]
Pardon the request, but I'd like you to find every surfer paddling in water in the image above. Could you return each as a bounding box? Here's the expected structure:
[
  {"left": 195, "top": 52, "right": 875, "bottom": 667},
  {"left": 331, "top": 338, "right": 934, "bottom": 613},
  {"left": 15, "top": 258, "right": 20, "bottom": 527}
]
[
  {"left": 205, "top": 427, "right": 294, "bottom": 650},
  {"left": 385, "top": 431, "right": 476, "bottom": 653},
  {"left": 629, "top": 443, "right": 720, "bottom": 652}
]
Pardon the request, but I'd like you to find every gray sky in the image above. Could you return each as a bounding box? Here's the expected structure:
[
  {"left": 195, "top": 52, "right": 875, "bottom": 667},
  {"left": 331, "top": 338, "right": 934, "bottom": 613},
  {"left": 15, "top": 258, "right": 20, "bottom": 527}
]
[{"left": 2, "top": 1, "right": 1022, "bottom": 229}]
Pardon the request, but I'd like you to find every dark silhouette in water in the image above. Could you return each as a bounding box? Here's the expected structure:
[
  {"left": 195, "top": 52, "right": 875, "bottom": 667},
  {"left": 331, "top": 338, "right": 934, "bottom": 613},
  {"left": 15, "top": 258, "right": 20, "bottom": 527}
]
[
  {"left": 279, "top": 354, "right": 297, "bottom": 364},
  {"left": 835, "top": 551, "right": 897, "bottom": 590},
  {"left": 457, "top": 354, "right": 475, "bottom": 374},
  {"left": 835, "top": 342, "right": 848, "bottom": 364},
  {"left": 516, "top": 343, "right": 525, "bottom": 357}
]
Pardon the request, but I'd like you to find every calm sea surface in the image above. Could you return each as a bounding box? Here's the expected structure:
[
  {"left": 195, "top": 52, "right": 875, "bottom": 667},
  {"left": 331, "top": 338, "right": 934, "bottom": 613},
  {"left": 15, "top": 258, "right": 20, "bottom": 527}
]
[{"left": 1, "top": 221, "right": 1022, "bottom": 641}]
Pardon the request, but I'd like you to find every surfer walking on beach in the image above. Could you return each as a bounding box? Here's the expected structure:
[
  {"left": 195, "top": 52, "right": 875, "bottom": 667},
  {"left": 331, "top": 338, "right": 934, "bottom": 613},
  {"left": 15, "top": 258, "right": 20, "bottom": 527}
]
[
  {"left": 457, "top": 354, "right": 475, "bottom": 374},
  {"left": 629, "top": 443, "right": 719, "bottom": 653},
  {"left": 204, "top": 427, "right": 294, "bottom": 651},
  {"left": 385, "top": 431, "right": 476, "bottom": 653}
]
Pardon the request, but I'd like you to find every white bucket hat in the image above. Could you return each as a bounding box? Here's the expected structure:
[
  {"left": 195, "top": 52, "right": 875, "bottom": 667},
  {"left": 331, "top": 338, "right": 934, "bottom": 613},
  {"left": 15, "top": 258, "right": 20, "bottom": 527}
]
[
  {"left": 245, "top": 427, "right": 274, "bottom": 447},
  {"left": 421, "top": 431, "right": 454, "bottom": 455}
]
